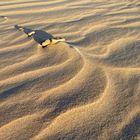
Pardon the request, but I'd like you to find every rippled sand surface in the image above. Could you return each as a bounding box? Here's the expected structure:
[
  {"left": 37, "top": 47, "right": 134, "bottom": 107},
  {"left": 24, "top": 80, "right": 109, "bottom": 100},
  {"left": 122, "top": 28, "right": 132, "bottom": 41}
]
[{"left": 0, "top": 0, "right": 140, "bottom": 140}]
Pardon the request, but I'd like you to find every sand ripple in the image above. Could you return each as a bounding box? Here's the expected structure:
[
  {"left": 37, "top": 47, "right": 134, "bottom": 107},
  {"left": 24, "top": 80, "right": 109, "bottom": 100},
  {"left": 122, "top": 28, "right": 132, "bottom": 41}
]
[{"left": 0, "top": 0, "right": 140, "bottom": 139}]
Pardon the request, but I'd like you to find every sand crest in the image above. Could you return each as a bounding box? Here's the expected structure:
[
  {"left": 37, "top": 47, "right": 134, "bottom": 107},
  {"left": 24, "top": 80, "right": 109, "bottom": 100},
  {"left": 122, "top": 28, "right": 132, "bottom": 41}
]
[{"left": 0, "top": 0, "right": 140, "bottom": 140}]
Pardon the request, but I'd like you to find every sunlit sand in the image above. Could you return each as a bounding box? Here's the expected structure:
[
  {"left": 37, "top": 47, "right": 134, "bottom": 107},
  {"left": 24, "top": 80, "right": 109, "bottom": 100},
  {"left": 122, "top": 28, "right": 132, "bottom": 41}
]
[{"left": 0, "top": 0, "right": 140, "bottom": 140}]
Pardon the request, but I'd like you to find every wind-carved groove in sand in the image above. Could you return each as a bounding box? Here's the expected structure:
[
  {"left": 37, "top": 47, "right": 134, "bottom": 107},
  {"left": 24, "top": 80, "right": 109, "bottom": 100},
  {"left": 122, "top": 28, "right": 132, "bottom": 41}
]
[
  {"left": 2, "top": 48, "right": 83, "bottom": 134},
  {"left": 0, "top": 38, "right": 34, "bottom": 51},
  {"left": 33, "top": 67, "right": 139, "bottom": 140},
  {"left": 0, "top": 44, "right": 36, "bottom": 69},
  {"left": 0, "top": 29, "right": 20, "bottom": 41},
  {"left": 103, "top": 108, "right": 140, "bottom": 140},
  {"left": 8, "top": 35, "right": 31, "bottom": 46},
  {"left": 0, "top": 1, "right": 69, "bottom": 13},
  {"left": 73, "top": 27, "right": 134, "bottom": 48},
  {"left": 0, "top": 48, "right": 83, "bottom": 100},
  {"left": 116, "top": 109, "right": 140, "bottom": 140},
  {"left": 35, "top": 59, "right": 107, "bottom": 128},
  {"left": 2, "top": 32, "right": 32, "bottom": 47},
  {"left": 81, "top": 37, "right": 140, "bottom": 68},
  {"left": 0, "top": 29, "right": 38, "bottom": 69},
  {"left": 0, "top": 46, "right": 84, "bottom": 135},
  {"left": 0, "top": 46, "right": 70, "bottom": 80},
  {"left": 0, "top": 0, "right": 70, "bottom": 12},
  {"left": 32, "top": 68, "right": 108, "bottom": 140},
  {"left": 0, "top": 112, "right": 44, "bottom": 140}
]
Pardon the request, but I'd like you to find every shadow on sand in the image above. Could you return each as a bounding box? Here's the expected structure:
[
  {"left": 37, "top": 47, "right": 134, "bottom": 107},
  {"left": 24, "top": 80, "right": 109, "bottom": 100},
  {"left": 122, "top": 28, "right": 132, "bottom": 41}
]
[
  {"left": 15, "top": 25, "right": 54, "bottom": 45},
  {"left": 14, "top": 25, "right": 76, "bottom": 49},
  {"left": 33, "top": 30, "right": 53, "bottom": 45}
]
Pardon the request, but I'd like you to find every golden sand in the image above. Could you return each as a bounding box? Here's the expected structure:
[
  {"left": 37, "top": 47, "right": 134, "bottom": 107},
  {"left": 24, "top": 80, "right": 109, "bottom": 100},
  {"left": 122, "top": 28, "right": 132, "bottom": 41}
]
[{"left": 0, "top": 0, "right": 140, "bottom": 139}]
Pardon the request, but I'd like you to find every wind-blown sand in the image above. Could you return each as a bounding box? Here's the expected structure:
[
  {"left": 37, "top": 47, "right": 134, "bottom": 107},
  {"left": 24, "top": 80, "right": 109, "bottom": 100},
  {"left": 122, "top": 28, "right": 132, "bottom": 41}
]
[{"left": 0, "top": 0, "right": 140, "bottom": 140}]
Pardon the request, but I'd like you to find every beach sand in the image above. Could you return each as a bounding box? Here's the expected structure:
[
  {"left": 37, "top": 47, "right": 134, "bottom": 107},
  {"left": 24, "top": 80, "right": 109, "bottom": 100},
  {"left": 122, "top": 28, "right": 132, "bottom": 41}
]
[{"left": 0, "top": 0, "right": 140, "bottom": 140}]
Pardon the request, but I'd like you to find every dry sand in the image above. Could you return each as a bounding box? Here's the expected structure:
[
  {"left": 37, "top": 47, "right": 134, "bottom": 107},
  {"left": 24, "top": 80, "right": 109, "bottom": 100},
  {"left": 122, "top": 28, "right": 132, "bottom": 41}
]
[{"left": 0, "top": 0, "right": 140, "bottom": 140}]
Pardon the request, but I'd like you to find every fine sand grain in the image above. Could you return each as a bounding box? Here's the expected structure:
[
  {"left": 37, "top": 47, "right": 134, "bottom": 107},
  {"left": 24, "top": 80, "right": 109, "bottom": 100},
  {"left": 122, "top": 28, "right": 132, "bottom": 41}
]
[{"left": 0, "top": 0, "right": 140, "bottom": 140}]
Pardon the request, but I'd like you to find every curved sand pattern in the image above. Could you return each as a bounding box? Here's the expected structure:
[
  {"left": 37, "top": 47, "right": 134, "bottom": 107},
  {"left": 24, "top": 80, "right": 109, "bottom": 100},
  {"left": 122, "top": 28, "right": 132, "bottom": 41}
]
[{"left": 0, "top": 0, "right": 140, "bottom": 140}]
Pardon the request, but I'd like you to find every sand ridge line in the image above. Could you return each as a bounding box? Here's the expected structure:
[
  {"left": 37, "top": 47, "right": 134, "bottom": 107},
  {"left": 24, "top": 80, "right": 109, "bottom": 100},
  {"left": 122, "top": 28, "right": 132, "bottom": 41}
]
[{"left": 0, "top": 0, "right": 140, "bottom": 139}]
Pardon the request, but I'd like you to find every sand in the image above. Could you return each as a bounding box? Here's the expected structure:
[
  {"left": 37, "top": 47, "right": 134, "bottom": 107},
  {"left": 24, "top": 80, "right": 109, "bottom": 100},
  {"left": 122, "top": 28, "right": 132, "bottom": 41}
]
[{"left": 0, "top": 0, "right": 140, "bottom": 140}]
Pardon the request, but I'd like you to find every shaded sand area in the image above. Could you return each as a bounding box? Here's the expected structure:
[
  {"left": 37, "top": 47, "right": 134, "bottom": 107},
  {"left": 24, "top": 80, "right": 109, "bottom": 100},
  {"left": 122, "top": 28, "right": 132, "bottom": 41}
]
[{"left": 0, "top": 0, "right": 140, "bottom": 139}]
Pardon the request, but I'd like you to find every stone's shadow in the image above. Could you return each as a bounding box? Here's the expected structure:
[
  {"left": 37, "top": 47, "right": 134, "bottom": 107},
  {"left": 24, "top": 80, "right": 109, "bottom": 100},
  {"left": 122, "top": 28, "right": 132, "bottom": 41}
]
[
  {"left": 15, "top": 25, "right": 54, "bottom": 45},
  {"left": 14, "top": 25, "right": 74, "bottom": 48},
  {"left": 33, "top": 30, "right": 53, "bottom": 45}
]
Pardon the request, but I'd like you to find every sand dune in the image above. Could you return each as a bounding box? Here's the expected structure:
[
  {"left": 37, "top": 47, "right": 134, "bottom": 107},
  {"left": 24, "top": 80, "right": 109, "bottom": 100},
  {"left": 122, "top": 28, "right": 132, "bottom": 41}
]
[{"left": 0, "top": 0, "right": 140, "bottom": 140}]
